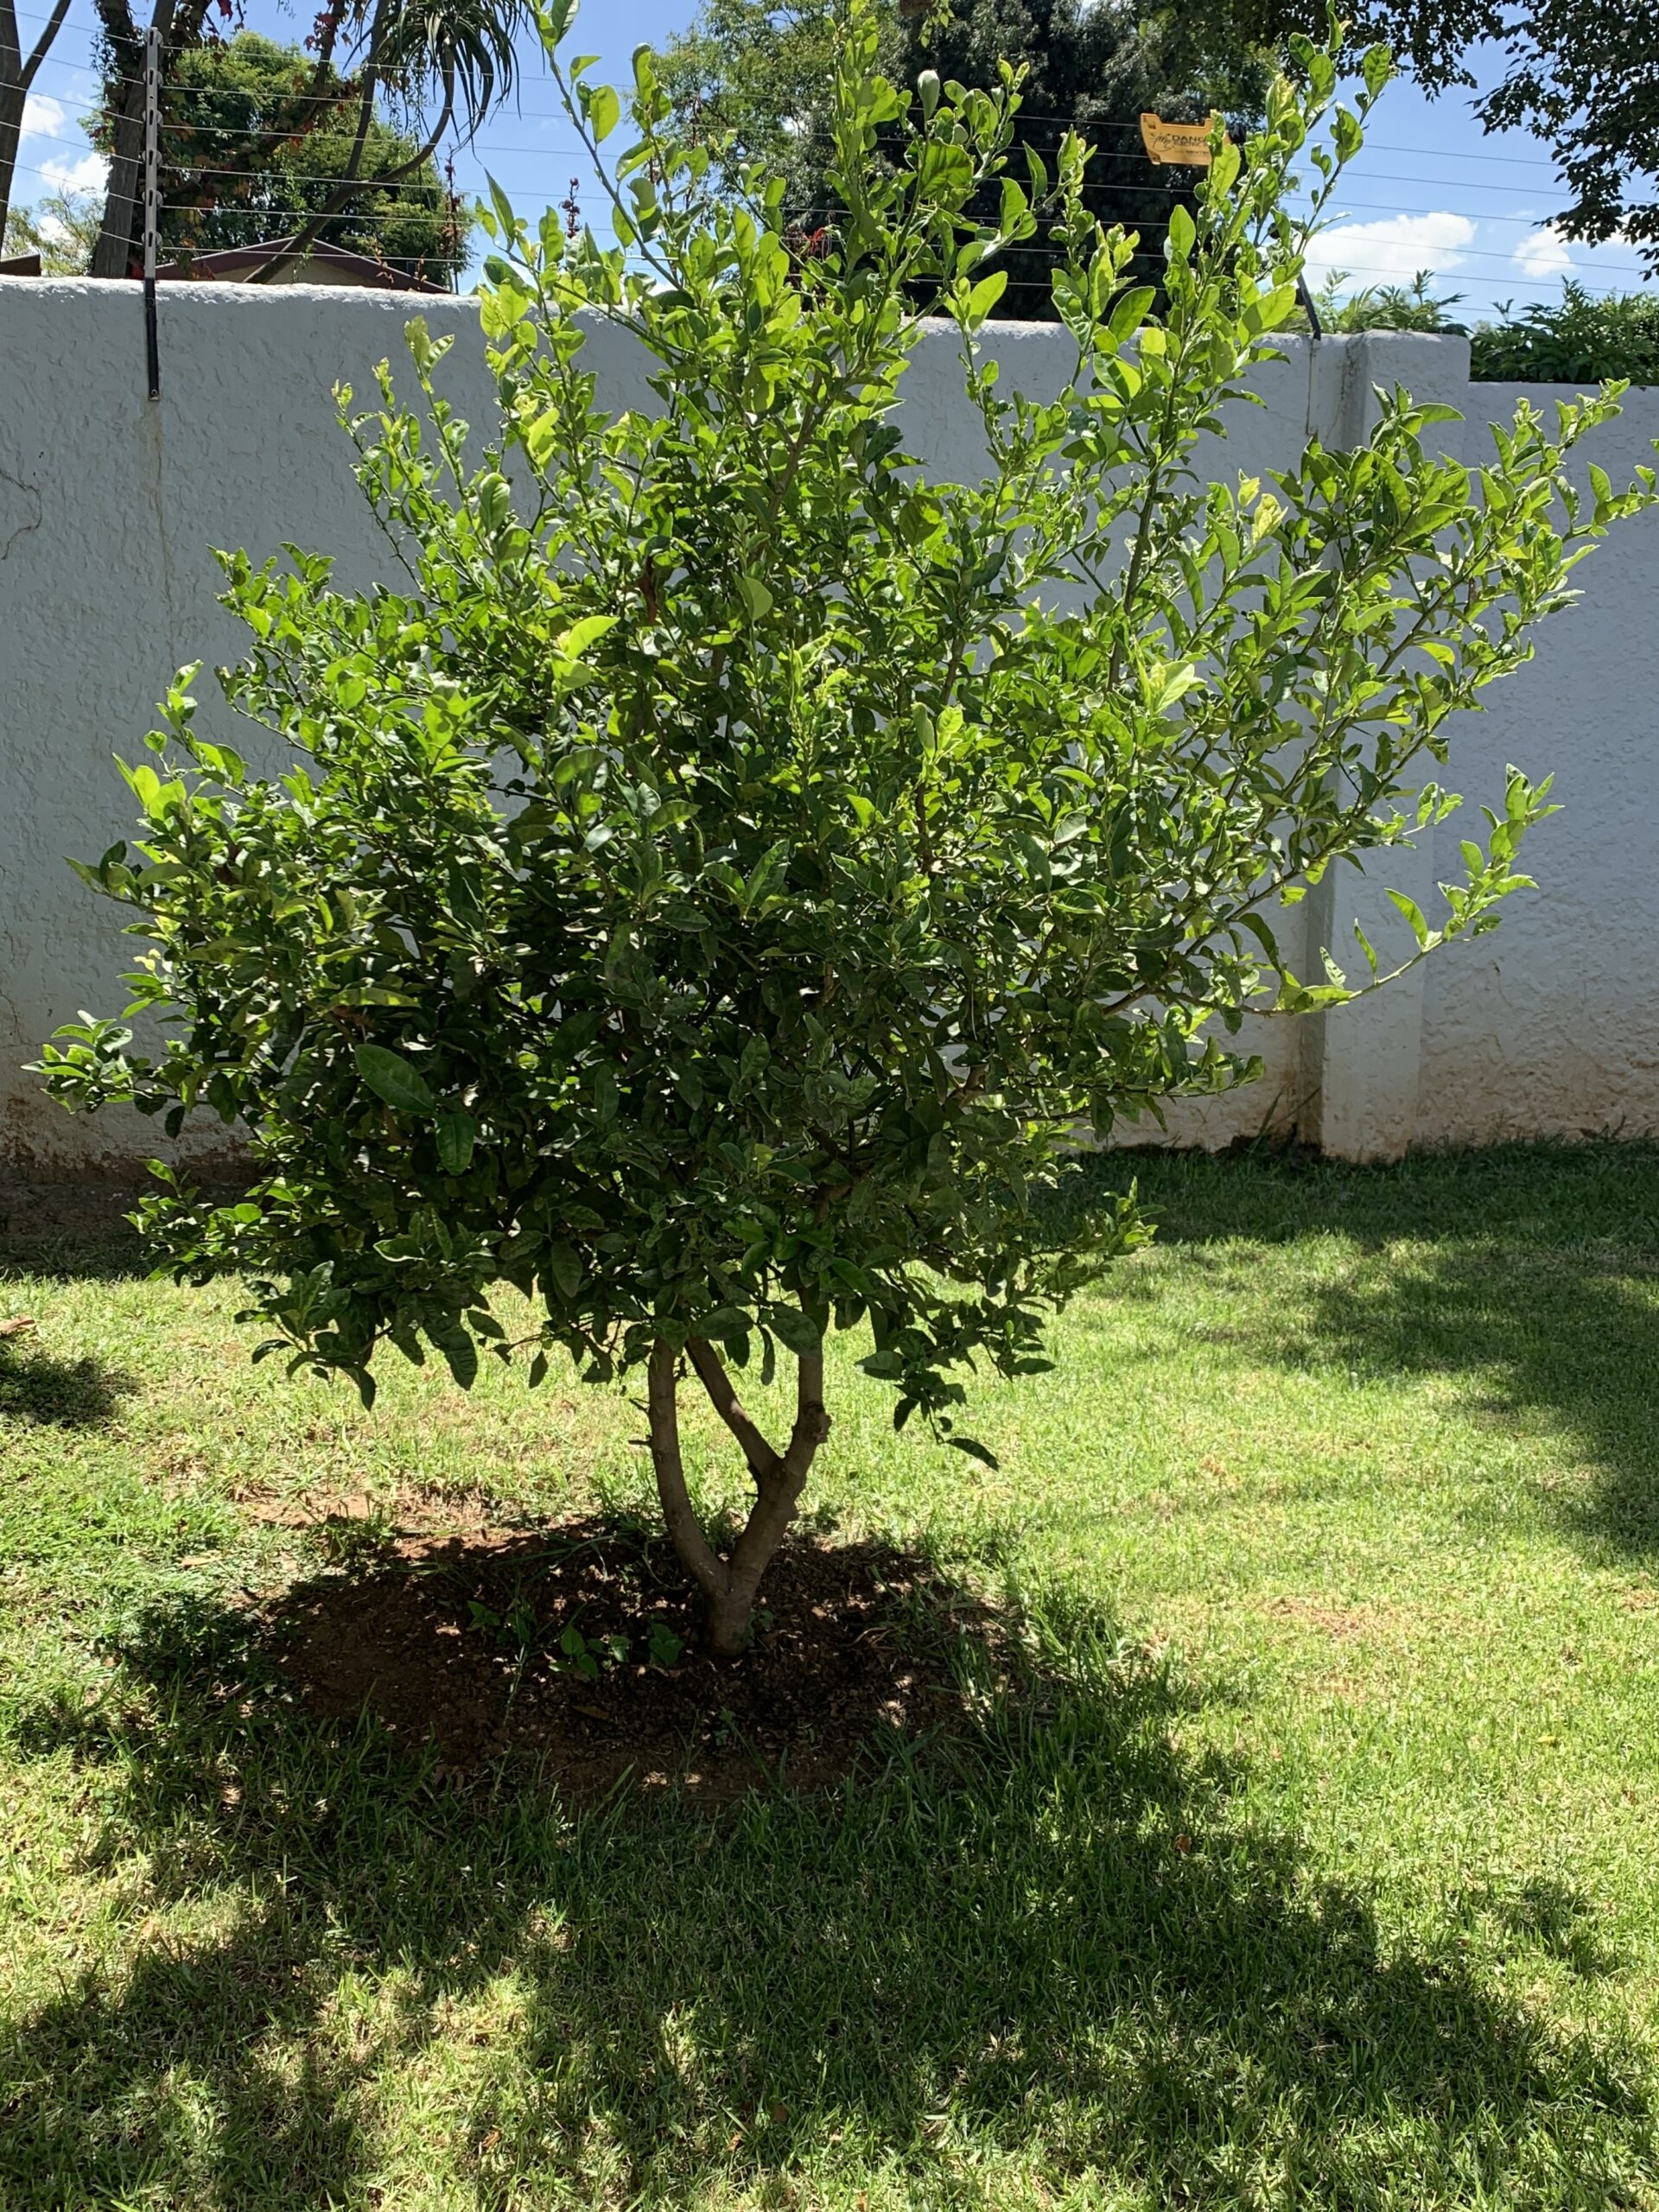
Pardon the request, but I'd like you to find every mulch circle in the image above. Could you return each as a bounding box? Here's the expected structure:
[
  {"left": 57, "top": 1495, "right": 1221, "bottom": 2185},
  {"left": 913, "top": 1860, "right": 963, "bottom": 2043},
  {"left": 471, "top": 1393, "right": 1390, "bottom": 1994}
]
[{"left": 267, "top": 1518, "right": 1000, "bottom": 1802}]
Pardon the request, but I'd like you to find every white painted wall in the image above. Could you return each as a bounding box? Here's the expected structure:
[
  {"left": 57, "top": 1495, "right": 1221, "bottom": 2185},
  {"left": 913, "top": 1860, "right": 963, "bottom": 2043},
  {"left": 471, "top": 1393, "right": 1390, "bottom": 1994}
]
[{"left": 1, "top": 279, "right": 1655, "bottom": 1171}]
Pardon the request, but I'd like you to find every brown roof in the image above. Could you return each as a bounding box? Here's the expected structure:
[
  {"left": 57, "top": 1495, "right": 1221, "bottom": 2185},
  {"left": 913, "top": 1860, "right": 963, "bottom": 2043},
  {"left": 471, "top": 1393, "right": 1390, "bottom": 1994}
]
[{"left": 153, "top": 238, "right": 449, "bottom": 292}]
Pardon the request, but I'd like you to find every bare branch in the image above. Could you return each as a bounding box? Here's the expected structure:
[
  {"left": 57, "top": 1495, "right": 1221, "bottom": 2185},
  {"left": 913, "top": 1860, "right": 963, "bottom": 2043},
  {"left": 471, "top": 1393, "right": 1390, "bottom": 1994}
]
[
  {"left": 685, "top": 1334, "right": 779, "bottom": 1487},
  {"left": 22, "top": 0, "right": 73, "bottom": 87},
  {"left": 249, "top": 10, "right": 456, "bottom": 285}
]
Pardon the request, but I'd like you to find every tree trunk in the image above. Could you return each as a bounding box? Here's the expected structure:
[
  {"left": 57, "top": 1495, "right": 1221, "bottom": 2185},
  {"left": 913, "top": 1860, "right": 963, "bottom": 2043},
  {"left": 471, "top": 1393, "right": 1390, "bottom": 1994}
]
[
  {"left": 90, "top": 0, "right": 210, "bottom": 279},
  {"left": 0, "top": 79, "right": 24, "bottom": 249},
  {"left": 0, "top": 0, "right": 73, "bottom": 245},
  {"left": 90, "top": 80, "right": 143, "bottom": 276},
  {"left": 90, "top": 0, "right": 145, "bottom": 279},
  {"left": 645, "top": 1331, "right": 830, "bottom": 1657}
]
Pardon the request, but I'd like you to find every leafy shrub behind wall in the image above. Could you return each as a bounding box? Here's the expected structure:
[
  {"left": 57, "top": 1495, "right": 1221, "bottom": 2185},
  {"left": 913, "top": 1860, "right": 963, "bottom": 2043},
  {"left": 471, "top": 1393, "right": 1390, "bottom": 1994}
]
[{"left": 1470, "top": 282, "right": 1659, "bottom": 385}]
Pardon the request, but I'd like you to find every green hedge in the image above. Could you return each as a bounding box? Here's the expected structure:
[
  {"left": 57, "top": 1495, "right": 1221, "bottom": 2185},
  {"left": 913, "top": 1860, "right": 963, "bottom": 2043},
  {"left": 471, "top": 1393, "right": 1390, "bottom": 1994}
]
[{"left": 1470, "top": 282, "right": 1659, "bottom": 385}]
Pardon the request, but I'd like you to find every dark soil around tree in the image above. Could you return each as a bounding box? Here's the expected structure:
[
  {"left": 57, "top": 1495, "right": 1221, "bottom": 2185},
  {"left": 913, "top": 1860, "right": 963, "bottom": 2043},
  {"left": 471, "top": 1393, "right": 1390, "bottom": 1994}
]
[{"left": 264, "top": 1518, "right": 1005, "bottom": 1802}]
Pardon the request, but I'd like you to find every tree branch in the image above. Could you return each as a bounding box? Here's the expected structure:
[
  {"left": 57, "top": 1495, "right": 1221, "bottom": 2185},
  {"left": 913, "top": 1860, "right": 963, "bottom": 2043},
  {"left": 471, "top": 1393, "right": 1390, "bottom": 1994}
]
[
  {"left": 22, "top": 0, "right": 73, "bottom": 85},
  {"left": 685, "top": 1334, "right": 780, "bottom": 1486},
  {"left": 249, "top": 10, "right": 455, "bottom": 285},
  {"left": 723, "top": 1345, "right": 829, "bottom": 1605},
  {"left": 646, "top": 1339, "right": 731, "bottom": 1607}
]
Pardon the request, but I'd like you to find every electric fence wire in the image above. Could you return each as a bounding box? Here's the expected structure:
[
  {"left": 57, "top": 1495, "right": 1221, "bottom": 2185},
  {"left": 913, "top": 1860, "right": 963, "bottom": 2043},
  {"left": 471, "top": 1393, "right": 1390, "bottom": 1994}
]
[
  {"left": 11, "top": 155, "right": 1647, "bottom": 285},
  {"left": 7, "top": 27, "right": 1651, "bottom": 292},
  {"left": 3, "top": 38, "right": 1635, "bottom": 168}
]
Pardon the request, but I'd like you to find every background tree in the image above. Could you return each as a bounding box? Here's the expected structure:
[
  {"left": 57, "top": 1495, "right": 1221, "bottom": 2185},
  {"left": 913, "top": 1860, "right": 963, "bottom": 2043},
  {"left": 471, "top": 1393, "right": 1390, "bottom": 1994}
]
[
  {"left": 39, "top": 10, "right": 1656, "bottom": 1654},
  {"left": 3, "top": 181, "right": 99, "bottom": 267},
  {"left": 0, "top": 0, "right": 72, "bottom": 246},
  {"left": 89, "top": 0, "right": 524, "bottom": 282},
  {"left": 1469, "top": 281, "right": 1659, "bottom": 384},
  {"left": 653, "top": 0, "right": 839, "bottom": 215},
  {"left": 1311, "top": 266, "right": 1466, "bottom": 333},
  {"left": 122, "top": 31, "right": 467, "bottom": 283},
  {"left": 1210, "top": 0, "right": 1659, "bottom": 277},
  {"left": 90, "top": 0, "right": 217, "bottom": 279},
  {"left": 657, "top": 0, "right": 1276, "bottom": 317}
]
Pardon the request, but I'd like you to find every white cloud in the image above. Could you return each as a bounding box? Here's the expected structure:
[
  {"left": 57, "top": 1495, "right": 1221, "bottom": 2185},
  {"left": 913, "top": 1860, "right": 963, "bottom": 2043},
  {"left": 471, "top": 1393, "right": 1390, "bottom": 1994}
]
[
  {"left": 19, "top": 92, "right": 67, "bottom": 143},
  {"left": 1514, "top": 224, "right": 1574, "bottom": 281},
  {"left": 1304, "top": 211, "right": 1477, "bottom": 289},
  {"left": 39, "top": 149, "right": 108, "bottom": 194},
  {"left": 16, "top": 88, "right": 105, "bottom": 196}
]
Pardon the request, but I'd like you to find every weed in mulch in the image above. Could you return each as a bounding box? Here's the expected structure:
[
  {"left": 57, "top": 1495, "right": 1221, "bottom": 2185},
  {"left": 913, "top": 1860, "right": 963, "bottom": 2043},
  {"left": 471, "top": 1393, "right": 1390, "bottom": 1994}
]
[{"left": 263, "top": 1516, "right": 1004, "bottom": 1801}]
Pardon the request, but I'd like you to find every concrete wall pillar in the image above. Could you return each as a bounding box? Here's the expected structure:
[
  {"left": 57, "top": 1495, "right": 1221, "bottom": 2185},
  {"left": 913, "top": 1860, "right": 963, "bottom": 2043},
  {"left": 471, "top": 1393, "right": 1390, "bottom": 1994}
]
[{"left": 1294, "top": 333, "right": 1472, "bottom": 1160}]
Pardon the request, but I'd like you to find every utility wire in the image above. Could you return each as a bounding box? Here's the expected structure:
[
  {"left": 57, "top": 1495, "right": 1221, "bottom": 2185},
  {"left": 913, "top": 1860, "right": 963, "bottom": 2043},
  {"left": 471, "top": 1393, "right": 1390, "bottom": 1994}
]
[
  {"left": 12, "top": 113, "right": 1647, "bottom": 232},
  {"left": 1, "top": 47, "right": 1625, "bottom": 169}
]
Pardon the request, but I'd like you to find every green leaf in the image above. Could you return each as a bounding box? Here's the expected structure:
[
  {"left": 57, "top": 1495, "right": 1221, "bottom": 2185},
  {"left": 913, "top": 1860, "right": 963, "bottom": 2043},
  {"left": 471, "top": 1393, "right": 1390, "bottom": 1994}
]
[
  {"left": 435, "top": 1106, "right": 477, "bottom": 1173},
  {"left": 556, "top": 613, "right": 618, "bottom": 658},
  {"left": 485, "top": 173, "right": 517, "bottom": 246},
  {"left": 354, "top": 1045, "right": 435, "bottom": 1116},
  {"left": 436, "top": 1329, "right": 479, "bottom": 1391},
  {"left": 1385, "top": 889, "right": 1433, "bottom": 950},
  {"left": 537, "top": 0, "right": 576, "bottom": 48},
  {"left": 966, "top": 270, "right": 1007, "bottom": 324},
  {"left": 586, "top": 83, "right": 620, "bottom": 142},
  {"left": 546, "top": 1241, "right": 585, "bottom": 1301},
  {"left": 766, "top": 1304, "right": 823, "bottom": 1357},
  {"left": 1107, "top": 286, "right": 1156, "bottom": 345},
  {"left": 1235, "top": 910, "right": 1281, "bottom": 967},
  {"left": 735, "top": 575, "right": 774, "bottom": 621}
]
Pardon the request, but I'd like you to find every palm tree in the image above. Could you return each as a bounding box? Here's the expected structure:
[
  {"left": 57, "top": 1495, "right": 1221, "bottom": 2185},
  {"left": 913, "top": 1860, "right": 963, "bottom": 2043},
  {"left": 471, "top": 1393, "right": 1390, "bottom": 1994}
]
[{"left": 90, "top": 0, "right": 528, "bottom": 280}]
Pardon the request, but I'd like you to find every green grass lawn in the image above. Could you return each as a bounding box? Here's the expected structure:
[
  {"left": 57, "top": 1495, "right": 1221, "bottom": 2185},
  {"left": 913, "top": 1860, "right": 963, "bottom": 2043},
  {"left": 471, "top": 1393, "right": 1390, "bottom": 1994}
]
[{"left": 4, "top": 1141, "right": 1659, "bottom": 2210}]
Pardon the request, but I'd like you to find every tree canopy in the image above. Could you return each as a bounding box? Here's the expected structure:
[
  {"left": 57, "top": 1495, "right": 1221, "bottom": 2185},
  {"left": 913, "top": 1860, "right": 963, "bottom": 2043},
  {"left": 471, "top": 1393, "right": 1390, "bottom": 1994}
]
[
  {"left": 657, "top": 0, "right": 1277, "bottom": 317},
  {"left": 132, "top": 32, "right": 467, "bottom": 283},
  {"left": 39, "top": 7, "right": 1656, "bottom": 1652},
  {"left": 1470, "top": 282, "right": 1659, "bottom": 384},
  {"left": 1216, "top": 0, "right": 1659, "bottom": 277},
  {"left": 88, "top": 0, "right": 526, "bottom": 281},
  {"left": 2, "top": 183, "right": 100, "bottom": 270}
]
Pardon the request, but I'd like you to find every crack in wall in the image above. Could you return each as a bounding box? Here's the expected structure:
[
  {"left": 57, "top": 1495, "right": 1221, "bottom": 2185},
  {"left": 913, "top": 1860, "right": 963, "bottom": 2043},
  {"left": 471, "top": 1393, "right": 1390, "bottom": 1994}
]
[{"left": 0, "top": 467, "right": 41, "bottom": 560}]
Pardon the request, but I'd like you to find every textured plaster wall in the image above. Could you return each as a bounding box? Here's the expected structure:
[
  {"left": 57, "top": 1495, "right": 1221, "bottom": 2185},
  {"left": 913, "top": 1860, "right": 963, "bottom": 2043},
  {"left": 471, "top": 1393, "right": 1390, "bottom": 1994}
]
[
  {"left": 0, "top": 281, "right": 1654, "bottom": 1171},
  {"left": 1414, "top": 380, "right": 1659, "bottom": 1146}
]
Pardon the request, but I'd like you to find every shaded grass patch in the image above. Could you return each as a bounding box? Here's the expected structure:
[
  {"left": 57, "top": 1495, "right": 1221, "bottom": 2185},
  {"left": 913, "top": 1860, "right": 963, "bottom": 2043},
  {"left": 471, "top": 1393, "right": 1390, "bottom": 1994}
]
[
  {"left": 6, "top": 1578, "right": 1649, "bottom": 2210},
  {"left": 6, "top": 1139, "right": 1659, "bottom": 2206}
]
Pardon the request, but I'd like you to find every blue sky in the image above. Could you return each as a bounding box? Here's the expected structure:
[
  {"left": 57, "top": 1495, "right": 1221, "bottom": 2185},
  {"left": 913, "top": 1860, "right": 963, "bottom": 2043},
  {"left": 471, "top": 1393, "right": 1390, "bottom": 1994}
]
[{"left": 10, "top": 0, "right": 1653, "bottom": 319}]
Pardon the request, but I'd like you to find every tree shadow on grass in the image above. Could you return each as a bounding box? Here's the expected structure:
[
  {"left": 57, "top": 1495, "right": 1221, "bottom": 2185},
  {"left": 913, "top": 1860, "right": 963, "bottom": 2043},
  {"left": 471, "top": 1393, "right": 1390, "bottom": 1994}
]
[
  {"left": 2, "top": 1551, "right": 1650, "bottom": 2210},
  {"left": 0, "top": 1337, "right": 135, "bottom": 1427},
  {"left": 1066, "top": 1139, "right": 1659, "bottom": 1567}
]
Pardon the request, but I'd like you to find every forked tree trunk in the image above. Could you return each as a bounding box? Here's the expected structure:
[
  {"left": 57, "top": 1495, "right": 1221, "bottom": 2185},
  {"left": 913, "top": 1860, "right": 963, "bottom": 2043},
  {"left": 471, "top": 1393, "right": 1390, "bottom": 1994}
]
[
  {"left": 0, "top": 0, "right": 73, "bottom": 245},
  {"left": 645, "top": 1332, "right": 830, "bottom": 1657}
]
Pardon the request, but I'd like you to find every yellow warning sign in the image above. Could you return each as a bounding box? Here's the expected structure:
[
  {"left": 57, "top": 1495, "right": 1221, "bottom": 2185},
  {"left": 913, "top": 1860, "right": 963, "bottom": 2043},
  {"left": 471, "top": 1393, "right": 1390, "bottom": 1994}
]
[{"left": 1139, "top": 112, "right": 1227, "bottom": 166}]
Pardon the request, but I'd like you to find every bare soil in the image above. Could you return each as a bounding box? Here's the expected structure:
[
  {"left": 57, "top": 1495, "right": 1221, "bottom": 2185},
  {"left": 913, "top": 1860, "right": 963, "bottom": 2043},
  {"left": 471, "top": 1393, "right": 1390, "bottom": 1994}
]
[{"left": 264, "top": 1518, "right": 1001, "bottom": 1801}]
